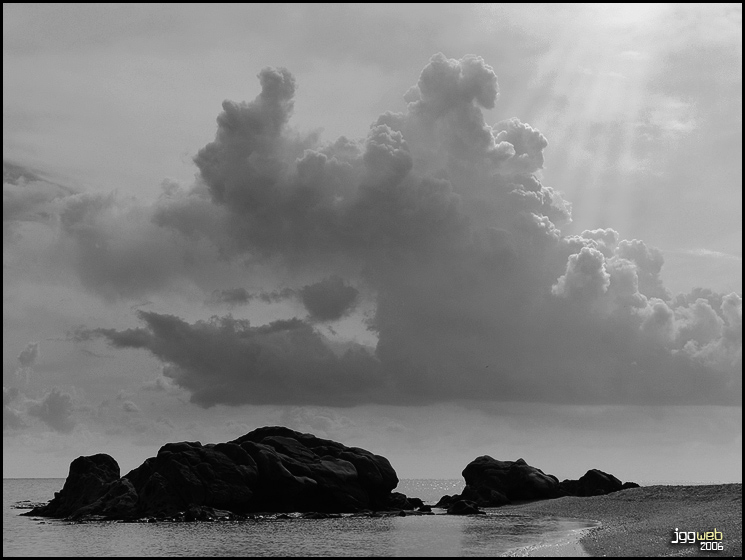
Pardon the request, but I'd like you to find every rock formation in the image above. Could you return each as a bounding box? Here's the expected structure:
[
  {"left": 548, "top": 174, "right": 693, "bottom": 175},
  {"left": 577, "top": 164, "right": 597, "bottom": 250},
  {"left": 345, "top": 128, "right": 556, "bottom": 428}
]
[
  {"left": 436, "top": 456, "right": 639, "bottom": 508},
  {"left": 24, "top": 426, "right": 418, "bottom": 520},
  {"left": 23, "top": 430, "right": 642, "bottom": 520},
  {"left": 558, "top": 468, "right": 640, "bottom": 496},
  {"left": 446, "top": 500, "right": 485, "bottom": 515}
]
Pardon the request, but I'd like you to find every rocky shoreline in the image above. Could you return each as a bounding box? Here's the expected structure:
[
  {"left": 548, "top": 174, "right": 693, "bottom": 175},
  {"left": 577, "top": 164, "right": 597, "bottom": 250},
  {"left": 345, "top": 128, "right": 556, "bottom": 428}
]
[
  {"left": 25, "top": 426, "right": 638, "bottom": 522},
  {"left": 24, "top": 426, "right": 426, "bottom": 521},
  {"left": 434, "top": 455, "right": 638, "bottom": 512},
  {"left": 18, "top": 427, "right": 742, "bottom": 558}
]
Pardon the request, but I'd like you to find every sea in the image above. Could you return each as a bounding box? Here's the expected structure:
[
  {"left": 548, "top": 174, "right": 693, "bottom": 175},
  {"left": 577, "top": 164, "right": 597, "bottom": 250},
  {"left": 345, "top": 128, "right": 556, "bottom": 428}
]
[{"left": 3, "top": 478, "right": 596, "bottom": 557}]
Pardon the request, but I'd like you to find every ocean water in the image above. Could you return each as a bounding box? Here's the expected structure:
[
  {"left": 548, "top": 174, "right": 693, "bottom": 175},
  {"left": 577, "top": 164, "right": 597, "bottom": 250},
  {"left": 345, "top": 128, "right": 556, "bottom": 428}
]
[{"left": 3, "top": 479, "right": 596, "bottom": 557}]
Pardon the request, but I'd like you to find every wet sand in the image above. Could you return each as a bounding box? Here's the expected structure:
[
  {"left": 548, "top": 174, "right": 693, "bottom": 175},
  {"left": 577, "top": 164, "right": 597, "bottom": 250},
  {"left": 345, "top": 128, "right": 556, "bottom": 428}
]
[{"left": 502, "top": 484, "right": 742, "bottom": 557}]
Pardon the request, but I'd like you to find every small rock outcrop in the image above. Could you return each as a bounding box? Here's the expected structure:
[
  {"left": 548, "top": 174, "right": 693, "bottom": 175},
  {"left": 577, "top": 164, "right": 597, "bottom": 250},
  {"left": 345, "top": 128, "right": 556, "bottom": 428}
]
[
  {"left": 446, "top": 500, "right": 484, "bottom": 515},
  {"left": 28, "top": 454, "right": 121, "bottom": 518},
  {"left": 24, "top": 426, "right": 418, "bottom": 520},
  {"left": 558, "top": 468, "right": 638, "bottom": 497},
  {"left": 436, "top": 456, "right": 639, "bottom": 509}
]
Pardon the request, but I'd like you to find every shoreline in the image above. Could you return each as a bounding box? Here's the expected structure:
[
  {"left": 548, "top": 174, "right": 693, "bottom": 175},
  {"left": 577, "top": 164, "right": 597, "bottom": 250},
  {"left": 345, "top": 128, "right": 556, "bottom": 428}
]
[
  {"left": 499, "top": 483, "right": 742, "bottom": 557},
  {"left": 503, "top": 525, "right": 597, "bottom": 557}
]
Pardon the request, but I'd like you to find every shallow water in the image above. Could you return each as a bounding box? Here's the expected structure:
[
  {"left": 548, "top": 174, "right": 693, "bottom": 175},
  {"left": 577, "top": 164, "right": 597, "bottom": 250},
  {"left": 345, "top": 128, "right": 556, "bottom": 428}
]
[{"left": 3, "top": 479, "right": 595, "bottom": 557}]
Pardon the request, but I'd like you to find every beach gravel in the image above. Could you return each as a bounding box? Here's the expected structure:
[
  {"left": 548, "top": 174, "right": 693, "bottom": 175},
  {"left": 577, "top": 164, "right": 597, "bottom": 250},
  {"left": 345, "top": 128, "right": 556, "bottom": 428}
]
[{"left": 505, "top": 484, "right": 742, "bottom": 557}]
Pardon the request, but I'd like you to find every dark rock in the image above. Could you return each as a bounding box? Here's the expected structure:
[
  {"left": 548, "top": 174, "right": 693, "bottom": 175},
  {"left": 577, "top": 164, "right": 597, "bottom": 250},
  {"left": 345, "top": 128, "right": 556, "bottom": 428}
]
[
  {"left": 24, "top": 454, "right": 120, "bottom": 518},
  {"left": 560, "top": 469, "right": 629, "bottom": 497},
  {"left": 301, "top": 511, "right": 335, "bottom": 519},
  {"left": 184, "top": 505, "right": 209, "bottom": 522},
  {"left": 406, "top": 496, "right": 425, "bottom": 510},
  {"left": 384, "top": 491, "right": 424, "bottom": 511},
  {"left": 578, "top": 469, "right": 623, "bottom": 496},
  {"left": 234, "top": 427, "right": 398, "bottom": 513},
  {"left": 73, "top": 478, "right": 139, "bottom": 520},
  {"left": 436, "top": 457, "right": 640, "bottom": 507},
  {"left": 447, "top": 500, "right": 484, "bottom": 515},
  {"left": 434, "top": 494, "right": 457, "bottom": 508},
  {"left": 461, "top": 483, "right": 510, "bottom": 507},
  {"left": 23, "top": 425, "right": 419, "bottom": 520},
  {"left": 557, "top": 478, "right": 580, "bottom": 497},
  {"left": 461, "top": 456, "right": 558, "bottom": 504}
]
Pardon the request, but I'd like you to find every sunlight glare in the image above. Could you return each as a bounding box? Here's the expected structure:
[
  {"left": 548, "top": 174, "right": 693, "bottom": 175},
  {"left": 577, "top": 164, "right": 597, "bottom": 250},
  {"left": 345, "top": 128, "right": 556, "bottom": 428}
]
[{"left": 592, "top": 3, "right": 667, "bottom": 28}]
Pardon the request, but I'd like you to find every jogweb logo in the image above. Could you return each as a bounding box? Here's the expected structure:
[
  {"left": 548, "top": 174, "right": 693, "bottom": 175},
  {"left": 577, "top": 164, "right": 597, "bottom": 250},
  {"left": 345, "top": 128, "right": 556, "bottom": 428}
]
[{"left": 671, "top": 528, "right": 724, "bottom": 551}]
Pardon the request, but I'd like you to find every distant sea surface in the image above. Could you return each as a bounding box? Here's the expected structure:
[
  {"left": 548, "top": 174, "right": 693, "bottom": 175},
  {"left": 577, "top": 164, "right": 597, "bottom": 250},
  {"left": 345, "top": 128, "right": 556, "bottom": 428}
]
[{"left": 4, "top": 478, "right": 597, "bottom": 557}]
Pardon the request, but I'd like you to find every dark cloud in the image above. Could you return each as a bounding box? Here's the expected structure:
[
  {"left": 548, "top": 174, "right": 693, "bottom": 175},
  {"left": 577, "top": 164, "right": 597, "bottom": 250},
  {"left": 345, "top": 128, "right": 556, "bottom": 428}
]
[
  {"left": 300, "top": 276, "right": 359, "bottom": 322},
  {"left": 27, "top": 388, "right": 76, "bottom": 433},
  {"left": 207, "top": 287, "right": 296, "bottom": 307},
  {"left": 209, "top": 287, "right": 252, "bottom": 306},
  {"left": 87, "top": 311, "right": 387, "bottom": 407}
]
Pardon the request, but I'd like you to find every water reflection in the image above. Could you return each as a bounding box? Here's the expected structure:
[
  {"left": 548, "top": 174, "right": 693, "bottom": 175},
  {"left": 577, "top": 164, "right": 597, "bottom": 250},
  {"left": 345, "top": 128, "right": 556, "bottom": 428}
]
[
  {"left": 5, "top": 480, "right": 597, "bottom": 557},
  {"left": 389, "top": 512, "right": 595, "bottom": 557},
  {"left": 460, "top": 512, "right": 596, "bottom": 556}
]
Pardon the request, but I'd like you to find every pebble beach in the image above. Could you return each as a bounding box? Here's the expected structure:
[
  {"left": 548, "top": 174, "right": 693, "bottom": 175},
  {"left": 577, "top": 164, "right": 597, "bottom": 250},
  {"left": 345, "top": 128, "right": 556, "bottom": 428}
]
[{"left": 504, "top": 484, "right": 742, "bottom": 557}]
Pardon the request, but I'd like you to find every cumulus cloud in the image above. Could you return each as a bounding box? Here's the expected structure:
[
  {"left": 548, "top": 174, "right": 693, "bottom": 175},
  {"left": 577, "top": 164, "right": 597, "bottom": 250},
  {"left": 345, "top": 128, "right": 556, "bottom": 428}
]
[
  {"left": 15, "top": 54, "right": 742, "bottom": 407},
  {"left": 552, "top": 246, "right": 610, "bottom": 300}
]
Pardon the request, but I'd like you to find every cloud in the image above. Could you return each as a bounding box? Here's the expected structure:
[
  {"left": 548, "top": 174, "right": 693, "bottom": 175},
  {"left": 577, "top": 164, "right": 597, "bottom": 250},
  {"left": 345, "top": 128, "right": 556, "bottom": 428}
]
[
  {"left": 3, "top": 387, "right": 26, "bottom": 430},
  {"left": 279, "top": 406, "right": 356, "bottom": 439},
  {"left": 12, "top": 53, "right": 741, "bottom": 408},
  {"left": 122, "top": 400, "right": 140, "bottom": 413},
  {"left": 192, "top": 67, "right": 298, "bottom": 214},
  {"left": 3, "top": 161, "right": 75, "bottom": 242},
  {"left": 208, "top": 287, "right": 252, "bottom": 306},
  {"left": 207, "top": 287, "right": 296, "bottom": 307},
  {"left": 57, "top": 192, "right": 209, "bottom": 300},
  {"left": 85, "top": 311, "right": 387, "bottom": 407},
  {"left": 17, "top": 341, "right": 40, "bottom": 367},
  {"left": 27, "top": 388, "right": 76, "bottom": 433},
  {"left": 686, "top": 249, "right": 742, "bottom": 261},
  {"left": 646, "top": 96, "right": 697, "bottom": 134},
  {"left": 141, "top": 371, "right": 181, "bottom": 393},
  {"left": 300, "top": 276, "right": 359, "bottom": 322},
  {"left": 409, "top": 52, "right": 499, "bottom": 115},
  {"left": 552, "top": 246, "right": 610, "bottom": 300},
  {"left": 616, "top": 239, "right": 669, "bottom": 299}
]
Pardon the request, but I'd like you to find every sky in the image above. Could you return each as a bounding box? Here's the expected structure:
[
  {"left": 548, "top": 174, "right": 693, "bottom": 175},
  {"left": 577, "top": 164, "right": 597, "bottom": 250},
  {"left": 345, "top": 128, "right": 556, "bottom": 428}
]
[{"left": 3, "top": 4, "right": 742, "bottom": 484}]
